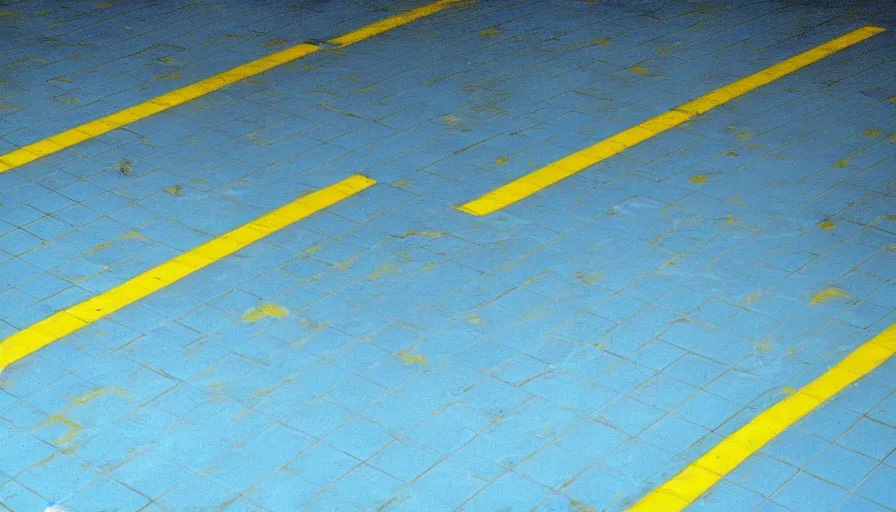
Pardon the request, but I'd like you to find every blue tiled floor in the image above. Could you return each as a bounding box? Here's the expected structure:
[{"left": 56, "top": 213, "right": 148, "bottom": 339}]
[{"left": 1, "top": 0, "right": 895, "bottom": 510}]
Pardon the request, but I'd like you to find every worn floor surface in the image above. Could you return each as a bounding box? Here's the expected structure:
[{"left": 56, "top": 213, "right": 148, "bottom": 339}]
[{"left": 0, "top": 0, "right": 894, "bottom": 510}]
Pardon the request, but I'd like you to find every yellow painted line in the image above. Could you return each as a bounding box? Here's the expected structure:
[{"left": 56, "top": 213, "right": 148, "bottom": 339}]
[
  {"left": 0, "top": 175, "right": 375, "bottom": 371},
  {"left": 0, "top": 0, "right": 462, "bottom": 175},
  {"left": 457, "top": 26, "right": 885, "bottom": 215},
  {"left": 628, "top": 322, "right": 896, "bottom": 512}
]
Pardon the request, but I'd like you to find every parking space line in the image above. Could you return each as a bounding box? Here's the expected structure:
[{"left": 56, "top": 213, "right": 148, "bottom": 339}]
[
  {"left": 628, "top": 323, "right": 896, "bottom": 512},
  {"left": 457, "top": 25, "right": 884, "bottom": 216},
  {"left": 0, "top": 0, "right": 462, "bottom": 175},
  {"left": 0, "top": 175, "right": 375, "bottom": 371}
]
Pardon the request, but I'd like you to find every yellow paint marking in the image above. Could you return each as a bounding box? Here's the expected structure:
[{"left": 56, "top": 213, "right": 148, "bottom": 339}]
[
  {"left": 809, "top": 287, "right": 850, "bottom": 304},
  {"left": 0, "top": 0, "right": 462, "bottom": 175},
  {"left": 817, "top": 220, "right": 836, "bottom": 229},
  {"left": 458, "top": 26, "right": 884, "bottom": 215},
  {"left": 0, "top": 176, "right": 375, "bottom": 371},
  {"left": 242, "top": 303, "right": 289, "bottom": 322},
  {"left": 629, "top": 322, "right": 896, "bottom": 512},
  {"left": 32, "top": 387, "right": 127, "bottom": 445},
  {"left": 329, "top": 0, "right": 461, "bottom": 46},
  {"left": 398, "top": 352, "right": 429, "bottom": 365},
  {"left": 689, "top": 174, "right": 708, "bottom": 184}
]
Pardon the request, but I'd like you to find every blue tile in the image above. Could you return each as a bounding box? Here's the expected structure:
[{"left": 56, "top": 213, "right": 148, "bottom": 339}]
[
  {"left": 112, "top": 449, "right": 193, "bottom": 499},
  {"left": 17, "top": 453, "right": 101, "bottom": 501},
  {"left": 675, "top": 391, "right": 742, "bottom": 430},
  {"left": 838, "top": 418, "right": 896, "bottom": 460},
  {"left": 772, "top": 472, "right": 846, "bottom": 511},
  {"left": 638, "top": 414, "right": 708, "bottom": 454},
  {"left": 855, "top": 464, "right": 896, "bottom": 509},
  {"left": 688, "top": 480, "right": 764, "bottom": 512},
  {"left": 327, "top": 416, "right": 393, "bottom": 460},
  {"left": 727, "top": 453, "right": 797, "bottom": 496},
  {"left": 0, "top": 431, "right": 56, "bottom": 476},
  {"left": 805, "top": 445, "right": 877, "bottom": 489},
  {"left": 833, "top": 494, "right": 890, "bottom": 512},
  {"left": 464, "top": 471, "right": 547, "bottom": 510},
  {"left": 630, "top": 374, "right": 697, "bottom": 411},
  {"left": 330, "top": 464, "right": 403, "bottom": 510},
  {"left": 762, "top": 429, "right": 829, "bottom": 467},
  {"left": 0, "top": 229, "right": 42, "bottom": 255},
  {"left": 156, "top": 473, "right": 239, "bottom": 510},
  {"left": 368, "top": 438, "right": 442, "bottom": 482},
  {"left": 562, "top": 465, "right": 641, "bottom": 511},
  {"left": 413, "top": 460, "right": 489, "bottom": 508},
  {"left": 65, "top": 477, "right": 150, "bottom": 511},
  {"left": 630, "top": 340, "right": 686, "bottom": 370},
  {"left": 247, "top": 469, "right": 319, "bottom": 510},
  {"left": 0, "top": 480, "right": 48, "bottom": 511}
]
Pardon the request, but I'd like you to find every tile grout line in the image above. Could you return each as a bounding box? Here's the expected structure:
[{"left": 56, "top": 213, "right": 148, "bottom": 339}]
[
  {"left": 0, "top": 0, "right": 464, "bottom": 175},
  {"left": 0, "top": 175, "right": 376, "bottom": 372},
  {"left": 456, "top": 25, "right": 885, "bottom": 216},
  {"left": 628, "top": 322, "right": 896, "bottom": 511}
]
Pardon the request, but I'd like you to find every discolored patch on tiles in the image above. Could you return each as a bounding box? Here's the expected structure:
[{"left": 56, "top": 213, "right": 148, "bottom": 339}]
[
  {"left": 397, "top": 352, "right": 429, "bottom": 365},
  {"left": 809, "top": 287, "right": 850, "bottom": 305},
  {"left": 243, "top": 303, "right": 289, "bottom": 322}
]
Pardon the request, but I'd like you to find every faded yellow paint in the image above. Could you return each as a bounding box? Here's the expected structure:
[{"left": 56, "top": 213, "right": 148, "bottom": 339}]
[
  {"left": 752, "top": 340, "right": 773, "bottom": 353},
  {"left": 119, "top": 230, "right": 148, "bottom": 241},
  {"left": 303, "top": 242, "right": 323, "bottom": 254},
  {"left": 398, "top": 352, "right": 429, "bottom": 365},
  {"left": 833, "top": 159, "right": 849, "bottom": 168},
  {"left": 82, "top": 241, "right": 112, "bottom": 255},
  {"left": 862, "top": 128, "right": 884, "bottom": 137},
  {"left": 480, "top": 27, "right": 499, "bottom": 37},
  {"left": 817, "top": 220, "right": 836, "bottom": 229},
  {"left": 163, "top": 185, "right": 183, "bottom": 196},
  {"left": 367, "top": 264, "right": 398, "bottom": 280},
  {"left": 570, "top": 499, "right": 597, "bottom": 512},
  {"left": 32, "top": 387, "right": 127, "bottom": 445},
  {"left": 72, "top": 387, "right": 128, "bottom": 405},
  {"left": 632, "top": 65, "right": 649, "bottom": 74},
  {"left": 243, "top": 303, "right": 289, "bottom": 322},
  {"left": 0, "top": 176, "right": 375, "bottom": 371},
  {"left": 744, "top": 292, "right": 763, "bottom": 304},
  {"left": 154, "top": 71, "right": 182, "bottom": 81},
  {"left": 495, "top": 156, "right": 509, "bottom": 165},
  {"left": 402, "top": 230, "right": 448, "bottom": 237},
  {"left": 577, "top": 272, "right": 602, "bottom": 284},
  {"left": 809, "top": 287, "right": 850, "bottom": 305},
  {"left": 689, "top": 174, "right": 708, "bottom": 183},
  {"left": 729, "top": 127, "right": 752, "bottom": 140},
  {"left": 458, "top": 26, "right": 885, "bottom": 215},
  {"left": 39, "top": 414, "right": 83, "bottom": 445},
  {"left": 263, "top": 37, "right": 289, "bottom": 47}
]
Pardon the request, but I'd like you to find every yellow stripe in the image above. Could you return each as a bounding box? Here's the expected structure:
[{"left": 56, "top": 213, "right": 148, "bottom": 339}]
[
  {"left": 457, "top": 26, "right": 885, "bottom": 216},
  {"left": 329, "top": 0, "right": 462, "bottom": 47},
  {"left": 628, "top": 323, "right": 896, "bottom": 512},
  {"left": 0, "top": 0, "right": 463, "bottom": 175},
  {"left": 0, "top": 175, "right": 375, "bottom": 370}
]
